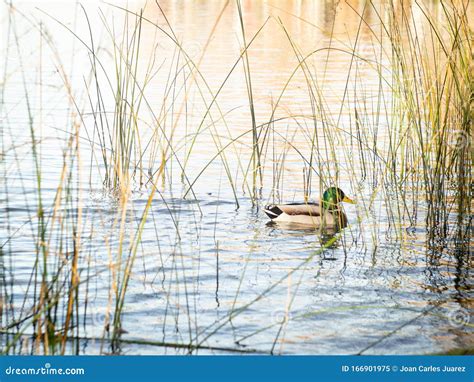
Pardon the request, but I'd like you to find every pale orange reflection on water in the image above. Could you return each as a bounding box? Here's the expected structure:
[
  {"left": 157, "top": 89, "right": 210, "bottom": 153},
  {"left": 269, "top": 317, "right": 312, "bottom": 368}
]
[{"left": 1, "top": 0, "right": 472, "bottom": 355}]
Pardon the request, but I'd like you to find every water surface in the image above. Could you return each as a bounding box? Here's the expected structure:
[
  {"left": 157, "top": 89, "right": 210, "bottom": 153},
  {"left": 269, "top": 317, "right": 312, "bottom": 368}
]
[{"left": 0, "top": 0, "right": 472, "bottom": 354}]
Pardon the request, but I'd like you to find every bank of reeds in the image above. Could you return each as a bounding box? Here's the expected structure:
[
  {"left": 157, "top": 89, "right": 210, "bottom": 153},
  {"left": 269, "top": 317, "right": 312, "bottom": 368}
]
[{"left": 0, "top": 0, "right": 471, "bottom": 354}]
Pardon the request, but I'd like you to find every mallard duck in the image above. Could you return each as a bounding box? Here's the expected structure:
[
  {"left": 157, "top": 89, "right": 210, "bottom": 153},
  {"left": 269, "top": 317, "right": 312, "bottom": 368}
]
[{"left": 264, "top": 187, "right": 355, "bottom": 228}]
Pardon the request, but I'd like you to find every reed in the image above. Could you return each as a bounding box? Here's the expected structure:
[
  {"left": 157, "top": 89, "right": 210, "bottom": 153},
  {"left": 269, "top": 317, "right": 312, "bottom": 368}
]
[{"left": 1, "top": 0, "right": 471, "bottom": 355}]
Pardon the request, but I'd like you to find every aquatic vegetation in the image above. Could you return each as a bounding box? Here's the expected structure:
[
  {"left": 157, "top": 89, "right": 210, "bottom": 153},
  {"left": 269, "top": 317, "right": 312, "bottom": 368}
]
[{"left": 0, "top": 0, "right": 471, "bottom": 355}]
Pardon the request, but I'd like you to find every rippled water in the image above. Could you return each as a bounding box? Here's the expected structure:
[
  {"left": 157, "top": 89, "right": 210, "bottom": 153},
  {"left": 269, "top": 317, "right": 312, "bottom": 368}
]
[{"left": 0, "top": 1, "right": 472, "bottom": 354}]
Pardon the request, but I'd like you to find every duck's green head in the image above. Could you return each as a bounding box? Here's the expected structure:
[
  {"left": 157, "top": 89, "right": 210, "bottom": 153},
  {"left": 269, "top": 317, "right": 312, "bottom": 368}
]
[{"left": 322, "top": 187, "right": 356, "bottom": 210}]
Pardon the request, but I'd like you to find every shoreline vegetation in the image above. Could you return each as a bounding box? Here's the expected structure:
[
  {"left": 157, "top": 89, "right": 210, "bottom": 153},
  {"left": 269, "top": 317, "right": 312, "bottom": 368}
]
[{"left": 0, "top": 0, "right": 472, "bottom": 355}]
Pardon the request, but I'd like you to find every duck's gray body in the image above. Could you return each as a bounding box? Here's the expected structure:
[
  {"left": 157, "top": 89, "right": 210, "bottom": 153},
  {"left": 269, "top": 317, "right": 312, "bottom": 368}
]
[{"left": 264, "top": 202, "right": 348, "bottom": 228}]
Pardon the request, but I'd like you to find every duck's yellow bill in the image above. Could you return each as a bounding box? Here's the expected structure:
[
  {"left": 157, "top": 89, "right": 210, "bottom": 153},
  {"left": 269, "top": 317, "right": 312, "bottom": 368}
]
[{"left": 343, "top": 196, "right": 356, "bottom": 204}]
